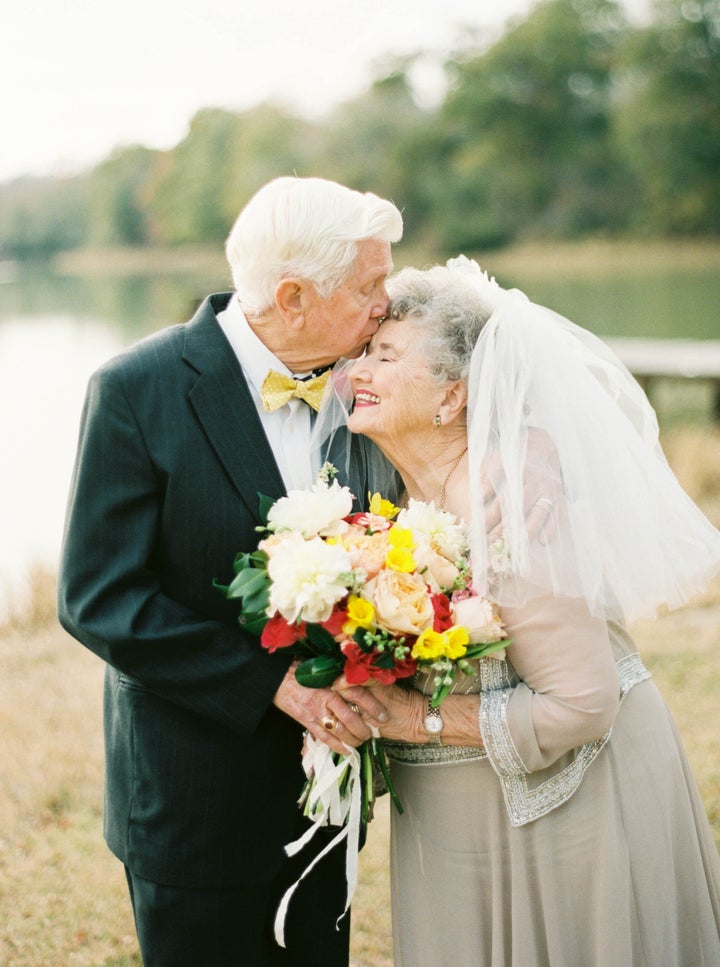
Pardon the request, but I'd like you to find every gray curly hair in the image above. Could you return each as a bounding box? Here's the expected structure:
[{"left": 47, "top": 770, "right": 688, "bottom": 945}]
[{"left": 386, "top": 265, "right": 492, "bottom": 383}]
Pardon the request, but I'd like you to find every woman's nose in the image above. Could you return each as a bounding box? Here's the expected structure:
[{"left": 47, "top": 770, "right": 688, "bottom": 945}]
[{"left": 349, "top": 356, "right": 369, "bottom": 383}]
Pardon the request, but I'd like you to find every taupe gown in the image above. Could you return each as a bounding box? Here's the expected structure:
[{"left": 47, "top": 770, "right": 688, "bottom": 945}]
[{"left": 384, "top": 597, "right": 720, "bottom": 967}]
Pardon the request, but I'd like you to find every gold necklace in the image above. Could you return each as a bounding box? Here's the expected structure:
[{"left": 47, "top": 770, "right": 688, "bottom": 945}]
[{"left": 439, "top": 445, "right": 468, "bottom": 509}]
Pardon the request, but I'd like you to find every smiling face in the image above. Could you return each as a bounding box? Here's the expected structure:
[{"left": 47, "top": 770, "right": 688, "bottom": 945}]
[
  {"left": 347, "top": 317, "right": 443, "bottom": 448},
  {"left": 301, "top": 237, "right": 394, "bottom": 366}
]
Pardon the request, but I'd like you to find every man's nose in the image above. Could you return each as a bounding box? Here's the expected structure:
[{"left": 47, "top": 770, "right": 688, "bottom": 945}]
[{"left": 372, "top": 290, "right": 389, "bottom": 317}]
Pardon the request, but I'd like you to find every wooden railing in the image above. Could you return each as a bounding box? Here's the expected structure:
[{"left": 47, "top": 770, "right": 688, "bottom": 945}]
[{"left": 605, "top": 338, "right": 720, "bottom": 421}]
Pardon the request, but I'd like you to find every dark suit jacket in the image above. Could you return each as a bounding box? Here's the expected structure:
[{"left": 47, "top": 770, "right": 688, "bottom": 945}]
[{"left": 57, "top": 293, "right": 385, "bottom": 890}]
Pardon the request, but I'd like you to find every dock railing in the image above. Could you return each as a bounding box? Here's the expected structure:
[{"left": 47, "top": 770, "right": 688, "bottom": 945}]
[{"left": 605, "top": 338, "right": 720, "bottom": 422}]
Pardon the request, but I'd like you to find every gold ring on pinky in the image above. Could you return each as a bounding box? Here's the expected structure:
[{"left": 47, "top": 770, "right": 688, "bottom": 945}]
[
  {"left": 348, "top": 702, "right": 360, "bottom": 714},
  {"left": 321, "top": 712, "right": 339, "bottom": 733}
]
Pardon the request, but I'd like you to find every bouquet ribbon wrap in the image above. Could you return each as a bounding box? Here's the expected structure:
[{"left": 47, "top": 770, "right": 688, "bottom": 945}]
[{"left": 274, "top": 735, "right": 364, "bottom": 947}]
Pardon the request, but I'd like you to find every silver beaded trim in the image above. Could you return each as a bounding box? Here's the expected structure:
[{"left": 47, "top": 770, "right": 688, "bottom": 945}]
[
  {"left": 382, "top": 740, "right": 487, "bottom": 765},
  {"left": 488, "top": 652, "right": 651, "bottom": 827},
  {"left": 383, "top": 652, "right": 652, "bottom": 828}
]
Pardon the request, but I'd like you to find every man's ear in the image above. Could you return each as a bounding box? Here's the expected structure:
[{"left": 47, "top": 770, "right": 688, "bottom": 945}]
[
  {"left": 275, "top": 278, "right": 306, "bottom": 331},
  {"left": 437, "top": 381, "right": 468, "bottom": 424}
]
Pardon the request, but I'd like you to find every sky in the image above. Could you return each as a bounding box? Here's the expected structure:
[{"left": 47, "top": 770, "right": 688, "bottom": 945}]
[{"left": 2, "top": 0, "right": 651, "bottom": 185}]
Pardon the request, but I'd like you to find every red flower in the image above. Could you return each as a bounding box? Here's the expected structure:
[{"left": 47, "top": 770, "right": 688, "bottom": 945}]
[
  {"left": 391, "top": 657, "right": 418, "bottom": 680},
  {"left": 341, "top": 640, "right": 418, "bottom": 685},
  {"left": 321, "top": 604, "right": 348, "bottom": 638},
  {"left": 431, "top": 592, "right": 454, "bottom": 631},
  {"left": 370, "top": 665, "right": 403, "bottom": 685},
  {"left": 342, "top": 640, "right": 375, "bottom": 684},
  {"left": 261, "top": 614, "right": 307, "bottom": 652}
]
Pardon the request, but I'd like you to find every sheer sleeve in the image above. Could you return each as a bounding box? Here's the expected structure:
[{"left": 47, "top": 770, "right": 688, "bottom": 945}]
[
  {"left": 476, "top": 588, "right": 651, "bottom": 826},
  {"left": 494, "top": 594, "right": 620, "bottom": 774}
]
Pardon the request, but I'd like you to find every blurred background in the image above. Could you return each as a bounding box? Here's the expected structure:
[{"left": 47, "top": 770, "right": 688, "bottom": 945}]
[{"left": 1, "top": 0, "right": 719, "bottom": 610}]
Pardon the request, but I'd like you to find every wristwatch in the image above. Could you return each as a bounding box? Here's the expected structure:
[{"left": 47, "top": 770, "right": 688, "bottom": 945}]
[{"left": 422, "top": 700, "right": 444, "bottom": 745}]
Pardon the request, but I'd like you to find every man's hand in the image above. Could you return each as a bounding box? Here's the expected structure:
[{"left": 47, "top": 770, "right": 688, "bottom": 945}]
[{"left": 273, "top": 665, "right": 388, "bottom": 755}]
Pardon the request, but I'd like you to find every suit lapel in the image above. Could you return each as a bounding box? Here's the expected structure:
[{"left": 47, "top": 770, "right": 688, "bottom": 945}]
[{"left": 183, "top": 294, "right": 286, "bottom": 517}]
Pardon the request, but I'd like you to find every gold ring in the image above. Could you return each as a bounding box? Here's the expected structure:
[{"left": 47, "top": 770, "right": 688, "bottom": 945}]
[
  {"left": 321, "top": 712, "right": 339, "bottom": 733},
  {"left": 348, "top": 702, "right": 360, "bottom": 714}
]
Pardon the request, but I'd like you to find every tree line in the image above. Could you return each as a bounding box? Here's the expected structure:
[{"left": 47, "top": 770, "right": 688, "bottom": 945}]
[{"left": 1, "top": 0, "right": 718, "bottom": 260}]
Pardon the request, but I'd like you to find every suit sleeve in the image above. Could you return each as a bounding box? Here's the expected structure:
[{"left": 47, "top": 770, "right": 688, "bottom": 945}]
[{"left": 57, "top": 363, "right": 290, "bottom": 735}]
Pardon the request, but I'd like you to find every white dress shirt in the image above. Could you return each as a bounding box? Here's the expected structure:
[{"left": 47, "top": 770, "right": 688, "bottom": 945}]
[{"left": 216, "top": 295, "right": 319, "bottom": 492}]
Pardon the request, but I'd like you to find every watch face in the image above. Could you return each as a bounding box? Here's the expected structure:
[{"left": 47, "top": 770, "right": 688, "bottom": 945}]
[{"left": 423, "top": 714, "right": 443, "bottom": 735}]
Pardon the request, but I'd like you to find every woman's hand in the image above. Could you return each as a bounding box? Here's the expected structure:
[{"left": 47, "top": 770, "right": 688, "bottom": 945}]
[
  {"left": 333, "top": 677, "right": 424, "bottom": 743},
  {"left": 333, "top": 677, "right": 485, "bottom": 747}
]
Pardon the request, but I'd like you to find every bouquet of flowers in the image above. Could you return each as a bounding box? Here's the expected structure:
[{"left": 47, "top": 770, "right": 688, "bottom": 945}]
[
  {"left": 217, "top": 464, "right": 507, "bottom": 945},
  {"left": 219, "top": 464, "right": 507, "bottom": 815}
]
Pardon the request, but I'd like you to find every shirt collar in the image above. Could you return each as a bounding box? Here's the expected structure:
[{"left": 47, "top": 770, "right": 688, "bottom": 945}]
[{"left": 216, "top": 295, "right": 294, "bottom": 396}]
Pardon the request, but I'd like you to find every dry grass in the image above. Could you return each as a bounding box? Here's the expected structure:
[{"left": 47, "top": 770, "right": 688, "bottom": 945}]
[{"left": 2, "top": 433, "right": 720, "bottom": 966}]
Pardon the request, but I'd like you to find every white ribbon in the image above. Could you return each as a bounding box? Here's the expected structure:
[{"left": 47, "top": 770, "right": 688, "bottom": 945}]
[{"left": 273, "top": 735, "right": 363, "bottom": 948}]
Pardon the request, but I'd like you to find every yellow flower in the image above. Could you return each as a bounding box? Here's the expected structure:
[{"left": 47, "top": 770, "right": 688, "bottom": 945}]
[
  {"left": 386, "top": 527, "right": 416, "bottom": 572},
  {"left": 343, "top": 595, "right": 376, "bottom": 635},
  {"left": 368, "top": 492, "right": 400, "bottom": 520},
  {"left": 443, "top": 625, "right": 470, "bottom": 660},
  {"left": 411, "top": 628, "right": 447, "bottom": 661},
  {"left": 388, "top": 527, "right": 414, "bottom": 550},
  {"left": 385, "top": 547, "right": 416, "bottom": 573}
]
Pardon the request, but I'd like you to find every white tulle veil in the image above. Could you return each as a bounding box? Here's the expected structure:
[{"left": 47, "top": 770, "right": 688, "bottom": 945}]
[
  {"left": 453, "top": 255, "right": 720, "bottom": 622},
  {"left": 313, "top": 255, "right": 720, "bottom": 625}
]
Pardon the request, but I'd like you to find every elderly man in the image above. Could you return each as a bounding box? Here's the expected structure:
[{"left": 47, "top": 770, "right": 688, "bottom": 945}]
[{"left": 58, "top": 177, "right": 403, "bottom": 966}]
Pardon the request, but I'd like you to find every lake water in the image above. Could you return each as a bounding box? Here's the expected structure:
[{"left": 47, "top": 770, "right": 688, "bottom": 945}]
[{"left": 1, "top": 256, "right": 719, "bottom": 613}]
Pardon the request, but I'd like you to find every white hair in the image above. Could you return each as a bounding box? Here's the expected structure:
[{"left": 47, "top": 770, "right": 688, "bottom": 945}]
[{"left": 225, "top": 176, "right": 403, "bottom": 315}]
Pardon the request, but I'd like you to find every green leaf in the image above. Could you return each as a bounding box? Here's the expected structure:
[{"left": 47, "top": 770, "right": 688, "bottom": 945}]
[
  {"left": 232, "top": 551, "right": 255, "bottom": 574},
  {"left": 258, "top": 492, "right": 275, "bottom": 525},
  {"left": 353, "top": 628, "right": 373, "bottom": 653},
  {"left": 226, "top": 568, "right": 268, "bottom": 600},
  {"left": 242, "top": 586, "right": 270, "bottom": 615},
  {"left": 294, "top": 655, "right": 344, "bottom": 689},
  {"left": 239, "top": 613, "right": 269, "bottom": 635},
  {"left": 464, "top": 638, "right": 509, "bottom": 660},
  {"left": 306, "top": 623, "right": 339, "bottom": 655}
]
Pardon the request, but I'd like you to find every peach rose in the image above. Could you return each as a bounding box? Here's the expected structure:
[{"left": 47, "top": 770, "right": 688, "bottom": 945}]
[
  {"left": 342, "top": 528, "right": 390, "bottom": 578},
  {"left": 364, "top": 569, "right": 434, "bottom": 636},
  {"left": 257, "top": 531, "right": 295, "bottom": 560},
  {"left": 412, "top": 545, "right": 461, "bottom": 594}
]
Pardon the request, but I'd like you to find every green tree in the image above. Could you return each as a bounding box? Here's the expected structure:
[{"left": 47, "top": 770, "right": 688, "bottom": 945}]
[
  {"left": 613, "top": 0, "right": 720, "bottom": 233},
  {"left": 144, "top": 105, "right": 319, "bottom": 246},
  {"left": 313, "top": 67, "right": 436, "bottom": 240},
  {"left": 431, "top": 0, "right": 631, "bottom": 249},
  {"left": 85, "top": 145, "right": 157, "bottom": 246},
  {"left": 0, "top": 175, "right": 89, "bottom": 258}
]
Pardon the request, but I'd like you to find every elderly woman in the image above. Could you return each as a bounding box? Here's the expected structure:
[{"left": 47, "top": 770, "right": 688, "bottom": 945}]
[{"left": 344, "top": 259, "right": 720, "bottom": 967}]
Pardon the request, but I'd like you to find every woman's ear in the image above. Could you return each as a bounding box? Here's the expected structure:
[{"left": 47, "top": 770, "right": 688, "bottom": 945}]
[
  {"left": 437, "top": 381, "right": 468, "bottom": 424},
  {"left": 275, "top": 278, "right": 306, "bottom": 331}
]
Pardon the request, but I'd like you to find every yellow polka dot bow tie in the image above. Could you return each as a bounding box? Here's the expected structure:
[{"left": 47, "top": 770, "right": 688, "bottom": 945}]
[{"left": 260, "top": 368, "right": 331, "bottom": 413}]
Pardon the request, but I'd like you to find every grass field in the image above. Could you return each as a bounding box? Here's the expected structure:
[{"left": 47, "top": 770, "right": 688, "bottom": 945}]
[{"left": 2, "top": 427, "right": 719, "bottom": 966}]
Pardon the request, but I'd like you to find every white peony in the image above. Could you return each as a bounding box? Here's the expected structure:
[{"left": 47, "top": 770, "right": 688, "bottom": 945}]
[
  {"left": 267, "top": 477, "right": 354, "bottom": 538},
  {"left": 396, "top": 499, "right": 468, "bottom": 563},
  {"left": 267, "top": 532, "right": 354, "bottom": 624}
]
